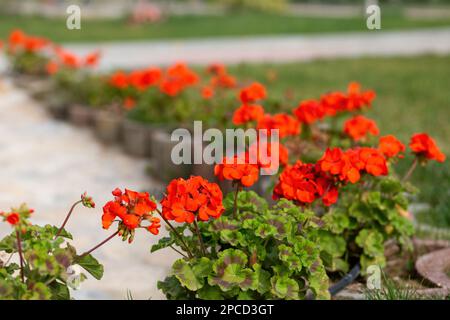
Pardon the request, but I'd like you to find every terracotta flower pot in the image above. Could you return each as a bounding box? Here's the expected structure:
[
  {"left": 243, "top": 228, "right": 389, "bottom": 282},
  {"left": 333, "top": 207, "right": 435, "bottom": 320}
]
[
  {"left": 121, "top": 119, "right": 155, "bottom": 158},
  {"left": 94, "top": 110, "right": 123, "bottom": 145},
  {"left": 68, "top": 104, "right": 96, "bottom": 127}
]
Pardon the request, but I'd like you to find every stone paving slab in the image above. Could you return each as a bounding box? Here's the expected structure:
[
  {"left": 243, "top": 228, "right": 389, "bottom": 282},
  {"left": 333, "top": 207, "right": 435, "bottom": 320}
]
[
  {"left": 0, "top": 79, "right": 177, "bottom": 299},
  {"left": 61, "top": 28, "right": 450, "bottom": 70}
]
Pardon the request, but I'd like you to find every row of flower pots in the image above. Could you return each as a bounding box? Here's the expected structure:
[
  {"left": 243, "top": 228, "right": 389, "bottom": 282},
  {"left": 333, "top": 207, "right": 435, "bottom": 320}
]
[{"left": 13, "top": 74, "right": 271, "bottom": 195}]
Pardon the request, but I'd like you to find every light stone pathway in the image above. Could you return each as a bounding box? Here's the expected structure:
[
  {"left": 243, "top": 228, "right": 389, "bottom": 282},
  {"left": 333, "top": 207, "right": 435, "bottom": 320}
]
[
  {"left": 0, "top": 78, "right": 177, "bottom": 300},
  {"left": 62, "top": 28, "right": 450, "bottom": 70}
]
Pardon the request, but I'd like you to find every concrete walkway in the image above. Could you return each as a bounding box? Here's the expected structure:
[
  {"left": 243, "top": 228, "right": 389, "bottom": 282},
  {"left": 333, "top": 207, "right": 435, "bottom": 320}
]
[
  {"left": 62, "top": 28, "right": 450, "bottom": 70},
  {"left": 0, "top": 79, "right": 177, "bottom": 299}
]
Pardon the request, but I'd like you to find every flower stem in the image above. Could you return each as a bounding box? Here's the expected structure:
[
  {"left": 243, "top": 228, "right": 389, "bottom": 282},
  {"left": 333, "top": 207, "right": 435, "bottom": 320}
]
[
  {"left": 16, "top": 230, "right": 25, "bottom": 283},
  {"left": 80, "top": 230, "right": 119, "bottom": 257},
  {"left": 193, "top": 220, "right": 206, "bottom": 256},
  {"left": 156, "top": 209, "right": 194, "bottom": 259},
  {"left": 169, "top": 245, "right": 188, "bottom": 259},
  {"left": 233, "top": 184, "right": 241, "bottom": 219},
  {"left": 55, "top": 200, "right": 82, "bottom": 239},
  {"left": 402, "top": 158, "right": 418, "bottom": 182}
]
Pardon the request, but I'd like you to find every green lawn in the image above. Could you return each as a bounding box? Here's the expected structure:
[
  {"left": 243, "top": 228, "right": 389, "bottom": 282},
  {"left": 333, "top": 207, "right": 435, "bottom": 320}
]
[
  {"left": 228, "top": 55, "right": 450, "bottom": 228},
  {"left": 1, "top": 11, "right": 450, "bottom": 42}
]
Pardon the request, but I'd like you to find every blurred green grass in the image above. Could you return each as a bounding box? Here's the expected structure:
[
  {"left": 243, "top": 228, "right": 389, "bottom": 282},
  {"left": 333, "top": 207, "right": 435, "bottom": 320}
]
[
  {"left": 229, "top": 55, "right": 450, "bottom": 227},
  {"left": 0, "top": 11, "right": 450, "bottom": 42}
]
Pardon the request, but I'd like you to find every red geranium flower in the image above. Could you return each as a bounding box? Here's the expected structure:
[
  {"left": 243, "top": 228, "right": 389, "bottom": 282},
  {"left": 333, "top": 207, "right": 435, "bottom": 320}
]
[
  {"left": 346, "top": 82, "right": 376, "bottom": 111},
  {"left": 6, "top": 212, "right": 20, "bottom": 226},
  {"left": 102, "top": 188, "right": 158, "bottom": 234},
  {"left": 211, "top": 73, "right": 237, "bottom": 88},
  {"left": 344, "top": 115, "right": 379, "bottom": 141},
  {"left": 318, "top": 148, "right": 361, "bottom": 183},
  {"left": 409, "top": 133, "right": 446, "bottom": 163},
  {"left": 232, "top": 104, "right": 265, "bottom": 125},
  {"left": 214, "top": 155, "right": 260, "bottom": 187},
  {"left": 109, "top": 71, "right": 129, "bottom": 89},
  {"left": 257, "top": 113, "right": 301, "bottom": 138},
  {"left": 273, "top": 161, "right": 338, "bottom": 206},
  {"left": 159, "top": 63, "right": 199, "bottom": 96},
  {"left": 201, "top": 86, "right": 214, "bottom": 100},
  {"left": 357, "top": 147, "right": 389, "bottom": 176},
  {"left": 161, "top": 176, "right": 224, "bottom": 223},
  {"left": 294, "top": 99, "right": 326, "bottom": 124},
  {"left": 378, "top": 135, "right": 405, "bottom": 158},
  {"left": 239, "top": 82, "right": 266, "bottom": 104},
  {"left": 318, "top": 147, "right": 388, "bottom": 183},
  {"left": 84, "top": 51, "right": 101, "bottom": 67}
]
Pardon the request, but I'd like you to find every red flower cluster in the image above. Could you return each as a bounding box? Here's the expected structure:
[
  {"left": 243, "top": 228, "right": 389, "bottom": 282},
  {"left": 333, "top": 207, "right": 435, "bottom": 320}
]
[
  {"left": 409, "top": 133, "right": 446, "bottom": 163},
  {"left": 6, "top": 213, "right": 20, "bottom": 225},
  {"left": 214, "top": 154, "right": 260, "bottom": 187},
  {"left": 343, "top": 115, "right": 379, "bottom": 141},
  {"left": 239, "top": 82, "right": 267, "bottom": 104},
  {"left": 45, "top": 49, "right": 101, "bottom": 74},
  {"left": 160, "top": 63, "right": 199, "bottom": 96},
  {"left": 201, "top": 86, "right": 214, "bottom": 100},
  {"left": 207, "top": 63, "right": 237, "bottom": 89},
  {"left": 273, "top": 161, "right": 338, "bottom": 206},
  {"left": 293, "top": 82, "right": 375, "bottom": 124},
  {"left": 257, "top": 113, "right": 301, "bottom": 138},
  {"left": 109, "top": 68, "right": 162, "bottom": 91},
  {"left": 8, "top": 29, "right": 49, "bottom": 54},
  {"left": 102, "top": 188, "right": 159, "bottom": 234},
  {"left": 232, "top": 104, "right": 265, "bottom": 125},
  {"left": 378, "top": 135, "right": 405, "bottom": 159},
  {"left": 161, "top": 176, "right": 224, "bottom": 223},
  {"left": 1, "top": 207, "right": 34, "bottom": 226},
  {"left": 318, "top": 147, "right": 388, "bottom": 184}
]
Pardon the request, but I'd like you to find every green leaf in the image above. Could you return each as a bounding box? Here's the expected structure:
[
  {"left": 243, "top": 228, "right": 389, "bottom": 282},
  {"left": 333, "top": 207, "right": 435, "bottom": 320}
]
[
  {"left": 157, "top": 275, "right": 194, "bottom": 300},
  {"left": 317, "top": 231, "right": 346, "bottom": 258},
  {"left": 75, "top": 254, "right": 104, "bottom": 280},
  {"left": 49, "top": 281, "right": 71, "bottom": 300},
  {"left": 151, "top": 236, "right": 175, "bottom": 253},
  {"left": 380, "top": 178, "right": 403, "bottom": 194},
  {"left": 278, "top": 244, "right": 302, "bottom": 271},
  {"left": 197, "top": 285, "right": 225, "bottom": 300},
  {"left": 270, "top": 275, "right": 299, "bottom": 300},
  {"left": 253, "top": 263, "right": 271, "bottom": 295},
  {"left": 47, "top": 225, "right": 73, "bottom": 240},
  {"left": 255, "top": 223, "right": 277, "bottom": 239},
  {"left": 355, "top": 229, "right": 385, "bottom": 258},
  {"left": 208, "top": 249, "right": 257, "bottom": 292},
  {"left": 219, "top": 229, "right": 247, "bottom": 246},
  {"left": 308, "top": 265, "right": 330, "bottom": 300},
  {"left": 172, "top": 258, "right": 207, "bottom": 291}
]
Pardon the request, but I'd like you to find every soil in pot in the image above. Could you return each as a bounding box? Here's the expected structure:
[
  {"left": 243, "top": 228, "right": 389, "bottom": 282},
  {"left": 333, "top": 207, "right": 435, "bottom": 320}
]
[{"left": 94, "top": 110, "right": 123, "bottom": 145}]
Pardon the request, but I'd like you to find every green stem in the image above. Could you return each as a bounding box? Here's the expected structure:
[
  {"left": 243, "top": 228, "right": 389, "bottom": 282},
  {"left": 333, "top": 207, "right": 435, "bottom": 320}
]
[
  {"left": 156, "top": 209, "right": 194, "bottom": 259},
  {"left": 402, "top": 157, "right": 418, "bottom": 182},
  {"left": 80, "top": 230, "right": 119, "bottom": 257},
  {"left": 193, "top": 220, "right": 206, "bottom": 256},
  {"left": 233, "top": 183, "right": 241, "bottom": 219},
  {"left": 16, "top": 230, "right": 25, "bottom": 283},
  {"left": 55, "top": 200, "right": 82, "bottom": 239},
  {"left": 169, "top": 245, "right": 188, "bottom": 259}
]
